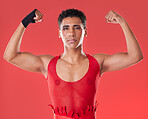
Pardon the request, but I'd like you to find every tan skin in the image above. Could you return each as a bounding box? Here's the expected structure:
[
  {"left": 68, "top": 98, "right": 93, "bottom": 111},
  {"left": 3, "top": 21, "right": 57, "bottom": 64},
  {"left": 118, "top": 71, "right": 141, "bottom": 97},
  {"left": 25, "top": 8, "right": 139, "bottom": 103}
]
[{"left": 3, "top": 9, "right": 143, "bottom": 82}]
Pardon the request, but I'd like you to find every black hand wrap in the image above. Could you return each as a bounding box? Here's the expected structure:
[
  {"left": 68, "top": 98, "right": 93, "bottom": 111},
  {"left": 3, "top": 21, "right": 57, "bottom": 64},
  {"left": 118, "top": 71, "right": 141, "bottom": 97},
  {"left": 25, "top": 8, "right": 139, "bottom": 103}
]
[{"left": 22, "top": 9, "right": 37, "bottom": 28}]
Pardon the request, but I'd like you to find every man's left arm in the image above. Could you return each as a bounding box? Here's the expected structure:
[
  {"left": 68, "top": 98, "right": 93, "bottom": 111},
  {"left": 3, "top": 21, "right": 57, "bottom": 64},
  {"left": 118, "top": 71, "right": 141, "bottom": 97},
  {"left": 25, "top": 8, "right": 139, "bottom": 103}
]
[{"left": 93, "top": 10, "right": 143, "bottom": 74}]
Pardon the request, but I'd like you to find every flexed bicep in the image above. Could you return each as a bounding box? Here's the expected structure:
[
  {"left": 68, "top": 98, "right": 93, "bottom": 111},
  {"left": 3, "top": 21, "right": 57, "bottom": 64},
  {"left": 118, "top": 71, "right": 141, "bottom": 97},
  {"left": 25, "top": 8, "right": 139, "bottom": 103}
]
[
  {"left": 94, "top": 52, "right": 142, "bottom": 74},
  {"left": 8, "top": 52, "right": 44, "bottom": 73}
]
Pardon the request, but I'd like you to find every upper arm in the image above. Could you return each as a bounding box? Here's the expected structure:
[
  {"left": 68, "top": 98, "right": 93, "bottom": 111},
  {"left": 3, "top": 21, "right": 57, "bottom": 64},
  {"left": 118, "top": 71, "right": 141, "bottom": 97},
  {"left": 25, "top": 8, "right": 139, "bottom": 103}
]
[
  {"left": 93, "top": 52, "right": 143, "bottom": 74},
  {"left": 5, "top": 52, "right": 54, "bottom": 76}
]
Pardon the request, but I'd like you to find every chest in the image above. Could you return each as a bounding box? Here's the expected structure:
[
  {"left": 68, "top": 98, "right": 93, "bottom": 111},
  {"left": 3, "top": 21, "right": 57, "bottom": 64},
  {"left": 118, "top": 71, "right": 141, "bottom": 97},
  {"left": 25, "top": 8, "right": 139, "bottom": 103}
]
[{"left": 56, "top": 58, "right": 89, "bottom": 82}]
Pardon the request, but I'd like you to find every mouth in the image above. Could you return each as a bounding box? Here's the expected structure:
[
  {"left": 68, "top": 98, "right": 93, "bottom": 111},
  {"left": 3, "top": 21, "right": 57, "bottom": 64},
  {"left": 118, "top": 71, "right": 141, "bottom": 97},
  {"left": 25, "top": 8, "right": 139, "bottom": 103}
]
[{"left": 68, "top": 39, "right": 77, "bottom": 42}]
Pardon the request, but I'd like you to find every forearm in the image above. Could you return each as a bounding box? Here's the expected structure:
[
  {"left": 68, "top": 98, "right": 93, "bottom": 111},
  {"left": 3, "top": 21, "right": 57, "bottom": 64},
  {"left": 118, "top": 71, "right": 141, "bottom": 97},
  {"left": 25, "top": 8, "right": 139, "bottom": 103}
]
[
  {"left": 119, "top": 18, "right": 143, "bottom": 60},
  {"left": 3, "top": 22, "right": 26, "bottom": 61}
]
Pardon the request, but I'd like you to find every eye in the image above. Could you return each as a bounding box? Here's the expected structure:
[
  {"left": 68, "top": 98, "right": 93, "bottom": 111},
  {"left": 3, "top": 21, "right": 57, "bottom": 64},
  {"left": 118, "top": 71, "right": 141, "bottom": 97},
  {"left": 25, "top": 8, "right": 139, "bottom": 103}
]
[
  {"left": 75, "top": 27, "right": 81, "bottom": 29},
  {"left": 63, "top": 27, "right": 69, "bottom": 30}
]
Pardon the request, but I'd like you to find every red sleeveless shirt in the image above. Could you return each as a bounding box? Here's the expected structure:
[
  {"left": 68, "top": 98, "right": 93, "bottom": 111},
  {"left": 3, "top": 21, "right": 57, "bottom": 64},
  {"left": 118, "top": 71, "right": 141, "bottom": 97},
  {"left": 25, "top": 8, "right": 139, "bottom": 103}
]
[{"left": 46, "top": 53, "right": 101, "bottom": 119}]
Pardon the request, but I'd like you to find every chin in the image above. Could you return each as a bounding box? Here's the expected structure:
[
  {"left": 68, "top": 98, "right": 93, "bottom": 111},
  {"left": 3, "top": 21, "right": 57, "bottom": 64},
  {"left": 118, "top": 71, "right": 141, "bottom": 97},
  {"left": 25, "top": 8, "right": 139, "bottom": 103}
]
[{"left": 65, "top": 44, "right": 78, "bottom": 49}]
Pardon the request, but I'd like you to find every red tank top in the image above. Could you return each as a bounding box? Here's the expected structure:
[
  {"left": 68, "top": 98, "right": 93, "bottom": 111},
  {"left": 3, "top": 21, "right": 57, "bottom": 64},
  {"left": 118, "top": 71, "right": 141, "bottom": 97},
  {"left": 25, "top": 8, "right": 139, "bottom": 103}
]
[{"left": 46, "top": 53, "right": 101, "bottom": 119}]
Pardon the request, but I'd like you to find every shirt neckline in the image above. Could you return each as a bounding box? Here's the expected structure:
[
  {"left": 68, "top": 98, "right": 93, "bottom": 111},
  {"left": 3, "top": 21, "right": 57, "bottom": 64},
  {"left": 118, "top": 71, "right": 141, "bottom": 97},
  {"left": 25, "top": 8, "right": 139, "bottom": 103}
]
[{"left": 54, "top": 53, "right": 90, "bottom": 83}]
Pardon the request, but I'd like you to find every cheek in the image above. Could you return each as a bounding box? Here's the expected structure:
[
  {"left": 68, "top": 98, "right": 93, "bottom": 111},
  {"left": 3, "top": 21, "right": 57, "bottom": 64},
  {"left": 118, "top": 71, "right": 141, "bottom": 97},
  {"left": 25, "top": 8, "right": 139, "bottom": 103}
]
[
  {"left": 78, "top": 31, "right": 83, "bottom": 37},
  {"left": 61, "top": 32, "right": 67, "bottom": 38}
]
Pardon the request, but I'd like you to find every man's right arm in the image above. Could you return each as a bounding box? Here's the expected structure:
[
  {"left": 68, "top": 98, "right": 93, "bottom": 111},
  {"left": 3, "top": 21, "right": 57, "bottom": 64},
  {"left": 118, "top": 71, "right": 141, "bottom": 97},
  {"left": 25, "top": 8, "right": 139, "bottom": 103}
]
[{"left": 3, "top": 10, "right": 54, "bottom": 78}]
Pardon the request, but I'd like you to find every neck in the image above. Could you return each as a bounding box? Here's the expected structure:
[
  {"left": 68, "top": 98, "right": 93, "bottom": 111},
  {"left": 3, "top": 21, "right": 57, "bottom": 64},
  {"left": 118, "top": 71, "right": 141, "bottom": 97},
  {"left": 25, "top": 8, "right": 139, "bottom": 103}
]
[{"left": 60, "top": 44, "right": 86, "bottom": 64}]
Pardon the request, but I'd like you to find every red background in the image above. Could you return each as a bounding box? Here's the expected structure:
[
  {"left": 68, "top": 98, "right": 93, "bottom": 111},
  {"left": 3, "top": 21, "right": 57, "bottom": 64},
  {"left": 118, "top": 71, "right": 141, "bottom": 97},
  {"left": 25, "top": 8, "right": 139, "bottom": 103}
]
[{"left": 0, "top": 0, "right": 147, "bottom": 119}]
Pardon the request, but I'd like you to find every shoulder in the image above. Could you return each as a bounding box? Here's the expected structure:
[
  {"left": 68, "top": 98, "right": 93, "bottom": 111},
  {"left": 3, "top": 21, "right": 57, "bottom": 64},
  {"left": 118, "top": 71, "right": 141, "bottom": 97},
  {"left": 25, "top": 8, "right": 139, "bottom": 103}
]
[
  {"left": 92, "top": 53, "right": 110, "bottom": 60},
  {"left": 39, "top": 54, "right": 55, "bottom": 63},
  {"left": 91, "top": 53, "right": 109, "bottom": 74},
  {"left": 38, "top": 54, "right": 55, "bottom": 68}
]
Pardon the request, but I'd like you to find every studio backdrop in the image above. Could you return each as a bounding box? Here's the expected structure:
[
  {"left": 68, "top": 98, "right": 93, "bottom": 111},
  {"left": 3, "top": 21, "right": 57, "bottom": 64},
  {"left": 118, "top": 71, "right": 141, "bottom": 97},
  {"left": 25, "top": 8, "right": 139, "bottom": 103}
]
[{"left": 0, "top": 0, "right": 147, "bottom": 119}]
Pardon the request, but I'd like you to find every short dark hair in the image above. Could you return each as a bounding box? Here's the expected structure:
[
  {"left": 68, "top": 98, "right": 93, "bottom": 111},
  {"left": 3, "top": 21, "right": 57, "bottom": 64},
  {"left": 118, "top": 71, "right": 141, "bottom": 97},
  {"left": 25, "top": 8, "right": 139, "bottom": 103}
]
[{"left": 58, "top": 8, "right": 87, "bottom": 29}]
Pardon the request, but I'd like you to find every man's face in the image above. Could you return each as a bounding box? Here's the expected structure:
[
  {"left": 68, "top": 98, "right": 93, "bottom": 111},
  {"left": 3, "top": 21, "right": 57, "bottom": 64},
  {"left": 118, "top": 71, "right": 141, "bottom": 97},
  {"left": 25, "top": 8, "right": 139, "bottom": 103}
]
[{"left": 59, "top": 17, "right": 87, "bottom": 48}]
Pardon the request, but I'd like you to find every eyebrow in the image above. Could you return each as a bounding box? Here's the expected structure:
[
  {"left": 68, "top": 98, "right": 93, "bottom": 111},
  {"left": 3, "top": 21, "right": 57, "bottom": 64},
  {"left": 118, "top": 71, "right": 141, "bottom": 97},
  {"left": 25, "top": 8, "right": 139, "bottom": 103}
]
[{"left": 62, "top": 25, "right": 80, "bottom": 27}]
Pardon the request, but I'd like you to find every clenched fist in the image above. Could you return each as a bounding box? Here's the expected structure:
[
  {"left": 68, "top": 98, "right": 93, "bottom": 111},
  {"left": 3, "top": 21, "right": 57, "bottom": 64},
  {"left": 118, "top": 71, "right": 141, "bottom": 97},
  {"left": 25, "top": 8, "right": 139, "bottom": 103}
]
[
  {"left": 33, "top": 9, "right": 44, "bottom": 23},
  {"left": 105, "top": 10, "right": 125, "bottom": 24},
  {"left": 22, "top": 9, "right": 44, "bottom": 28}
]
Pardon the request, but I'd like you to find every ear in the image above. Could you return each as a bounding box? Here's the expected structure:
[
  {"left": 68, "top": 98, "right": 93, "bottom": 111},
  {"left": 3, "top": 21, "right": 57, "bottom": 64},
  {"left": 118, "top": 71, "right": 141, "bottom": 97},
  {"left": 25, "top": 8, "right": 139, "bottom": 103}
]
[
  {"left": 84, "top": 27, "right": 87, "bottom": 37},
  {"left": 58, "top": 28, "right": 61, "bottom": 38}
]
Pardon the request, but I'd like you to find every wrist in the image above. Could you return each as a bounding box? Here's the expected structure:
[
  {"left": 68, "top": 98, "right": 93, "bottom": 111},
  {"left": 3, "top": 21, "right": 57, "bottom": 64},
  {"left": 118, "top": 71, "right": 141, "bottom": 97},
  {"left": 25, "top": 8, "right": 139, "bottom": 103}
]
[
  {"left": 22, "top": 9, "right": 37, "bottom": 28},
  {"left": 118, "top": 17, "right": 127, "bottom": 25},
  {"left": 20, "top": 22, "right": 26, "bottom": 29}
]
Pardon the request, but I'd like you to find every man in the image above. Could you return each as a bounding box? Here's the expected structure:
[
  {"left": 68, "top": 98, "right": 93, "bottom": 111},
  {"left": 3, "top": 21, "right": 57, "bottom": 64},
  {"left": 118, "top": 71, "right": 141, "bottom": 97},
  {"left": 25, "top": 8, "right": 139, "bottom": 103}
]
[{"left": 3, "top": 9, "right": 143, "bottom": 119}]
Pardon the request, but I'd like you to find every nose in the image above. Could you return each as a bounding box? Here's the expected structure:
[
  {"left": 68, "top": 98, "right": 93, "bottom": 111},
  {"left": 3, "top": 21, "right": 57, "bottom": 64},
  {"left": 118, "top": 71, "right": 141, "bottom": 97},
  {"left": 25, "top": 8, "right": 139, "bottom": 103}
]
[{"left": 68, "top": 28, "right": 75, "bottom": 37}]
